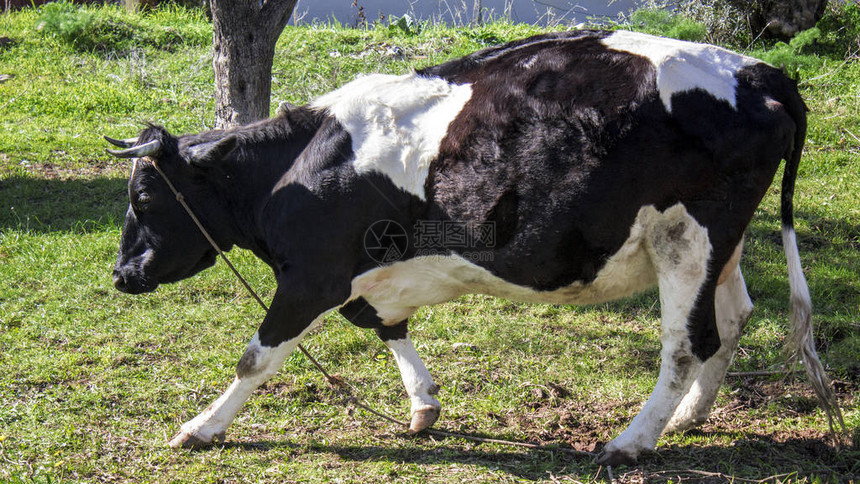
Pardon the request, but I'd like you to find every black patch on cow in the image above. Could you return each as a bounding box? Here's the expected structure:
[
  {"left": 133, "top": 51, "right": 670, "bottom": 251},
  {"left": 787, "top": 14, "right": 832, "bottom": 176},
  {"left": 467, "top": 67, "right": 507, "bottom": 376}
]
[
  {"left": 484, "top": 187, "right": 519, "bottom": 249},
  {"left": 734, "top": 63, "right": 807, "bottom": 230},
  {"left": 339, "top": 297, "right": 384, "bottom": 329},
  {"left": 418, "top": 31, "right": 611, "bottom": 83},
  {"left": 375, "top": 321, "right": 409, "bottom": 342},
  {"left": 687, "top": 278, "right": 721, "bottom": 361}
]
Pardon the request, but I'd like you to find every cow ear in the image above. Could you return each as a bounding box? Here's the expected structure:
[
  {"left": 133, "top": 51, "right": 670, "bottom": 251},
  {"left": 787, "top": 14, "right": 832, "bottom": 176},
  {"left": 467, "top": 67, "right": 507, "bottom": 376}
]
[
  {"left": 183, "top": 135, "right": 238, "bottom": 168},
  {"left": 276, "top": 101, "right": 296, "bottom": 117}
]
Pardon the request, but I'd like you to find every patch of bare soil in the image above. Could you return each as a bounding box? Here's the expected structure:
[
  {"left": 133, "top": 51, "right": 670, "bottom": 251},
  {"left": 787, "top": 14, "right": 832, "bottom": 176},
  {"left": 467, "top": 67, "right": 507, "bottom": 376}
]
[
  {"left": 712, "top": 378, "right": 857, "bottom": 431},
  {"left": 618, "top": 434, "right": 858, "bottom": 483},
  {"left": 472, "top": 383, "right": 638, "bottom": 453},
  {"left": 26, "top": 160, "right": 129, "bottom": 180},
  {"left": 1, "top": 155, "right": 129, "bottom": 181},
  {"left": 510, "top": 396, "right": 638, "bottom": 453}
]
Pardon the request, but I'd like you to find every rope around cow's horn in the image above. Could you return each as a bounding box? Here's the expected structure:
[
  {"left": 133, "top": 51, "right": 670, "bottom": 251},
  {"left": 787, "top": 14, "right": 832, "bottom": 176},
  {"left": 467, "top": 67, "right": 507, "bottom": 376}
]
[{"left": 148, "top": 159, "right": 598, "bottom": 461}]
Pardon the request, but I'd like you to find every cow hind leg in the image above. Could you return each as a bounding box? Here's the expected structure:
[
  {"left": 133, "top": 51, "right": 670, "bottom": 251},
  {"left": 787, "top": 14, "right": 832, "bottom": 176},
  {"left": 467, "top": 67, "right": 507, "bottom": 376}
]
[
  {"left": 376, "top": 323, "right": 441, "bottom": 433},
  {"left": 598, "top": 205, "right": 713, "bottom": 466},
  {"left": 167, "top": 319, "right": 321, "bottom": 448},
  {"left": 664, "top": 257, "right": 753, "bottom": 433}
]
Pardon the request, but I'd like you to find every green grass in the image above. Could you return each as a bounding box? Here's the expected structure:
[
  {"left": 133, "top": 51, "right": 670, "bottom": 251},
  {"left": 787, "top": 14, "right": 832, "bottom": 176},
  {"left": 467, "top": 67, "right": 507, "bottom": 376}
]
[{"left": 1, "top": 4, "right": 859, "bottom": 483}]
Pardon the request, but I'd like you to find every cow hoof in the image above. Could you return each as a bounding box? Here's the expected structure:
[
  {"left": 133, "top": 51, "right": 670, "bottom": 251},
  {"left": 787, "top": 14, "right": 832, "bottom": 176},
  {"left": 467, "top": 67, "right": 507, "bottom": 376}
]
[
  {"left": 408, "top": 406, "right": 440, "bottom": 434},
  {"left": 595, "top": 447, "right": 638, "bottom": 467},
  {"left": 664, "top": 415, "right": 707, "bottom": 434},
  {"left": 168, "top": 430, "right": 225, "bottom": 449}
]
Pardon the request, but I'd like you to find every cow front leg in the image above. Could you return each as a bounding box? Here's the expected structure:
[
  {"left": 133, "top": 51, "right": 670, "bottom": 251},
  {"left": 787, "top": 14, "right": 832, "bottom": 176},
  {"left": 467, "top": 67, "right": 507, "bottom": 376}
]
[
  {"left": 168, "top": 275, "right": 345, "bottom": 449},
  {"left": 168, "top": 320, "right": 321, "bottom": 448},
  {"left": 598, "top": 205, "right": 712, "bottom": 465},
  {"left": 376, "top": 323, "right": 441, "bottom": 433},
  {"left": 665, "top": 262, "right": 753, "bottom": 433}
]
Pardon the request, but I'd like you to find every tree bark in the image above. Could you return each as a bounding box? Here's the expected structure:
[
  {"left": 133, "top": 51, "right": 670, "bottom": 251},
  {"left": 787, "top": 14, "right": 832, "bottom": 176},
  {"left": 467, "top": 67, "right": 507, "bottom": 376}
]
[
  {"left": 210, "top": 0, "right": 297, "bottom": 129},
  {"left": 730, "top": 0, "right": 828, "bottom": 39}
]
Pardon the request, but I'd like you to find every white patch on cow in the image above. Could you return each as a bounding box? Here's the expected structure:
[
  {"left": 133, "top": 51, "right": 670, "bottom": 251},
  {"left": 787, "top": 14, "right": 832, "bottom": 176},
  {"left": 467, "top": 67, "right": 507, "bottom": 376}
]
[
  {"left": 168, "top": 316, "right": 326, "bottom": 447},
  {"left": 386, "top": 336, "right": 441, "bottom": 416},
  {"left": 601, "top": 30, "right": 758, "bottom": 113},
  {"left": 311, "top": 73, "right": 473, "bottom": 200}
]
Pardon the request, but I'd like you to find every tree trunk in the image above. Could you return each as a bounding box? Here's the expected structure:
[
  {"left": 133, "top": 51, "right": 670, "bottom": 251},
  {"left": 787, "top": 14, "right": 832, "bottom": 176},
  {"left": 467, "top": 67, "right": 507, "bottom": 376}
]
[
  {"left": 731, "top": 0, "right": 828, "bottom": 39},
  {"left": 210, "top": 0, "right": 297, "bottom": 129}
]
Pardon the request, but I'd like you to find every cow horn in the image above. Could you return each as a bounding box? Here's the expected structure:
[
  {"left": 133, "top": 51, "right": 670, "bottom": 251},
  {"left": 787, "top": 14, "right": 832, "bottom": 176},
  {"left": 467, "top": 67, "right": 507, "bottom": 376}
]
[
  {"left": 105, "top": 139, "right": 162, "bottom": 159},
  {"left": 103, "top": 136, "right": 139, "bottom": 148}
]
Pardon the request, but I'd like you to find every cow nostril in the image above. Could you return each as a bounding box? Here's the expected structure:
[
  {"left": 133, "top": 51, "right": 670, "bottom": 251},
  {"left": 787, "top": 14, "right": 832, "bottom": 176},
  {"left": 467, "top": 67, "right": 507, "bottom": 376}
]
[{"left": 113, "top": 272, "right": 128, "bottom": 292}]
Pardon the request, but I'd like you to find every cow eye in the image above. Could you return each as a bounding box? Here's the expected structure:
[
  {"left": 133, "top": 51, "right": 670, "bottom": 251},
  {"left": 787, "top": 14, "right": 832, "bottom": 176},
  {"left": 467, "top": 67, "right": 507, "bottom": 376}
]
[{"left": 136, "top": 192, "right": 152, "bottom": 211}]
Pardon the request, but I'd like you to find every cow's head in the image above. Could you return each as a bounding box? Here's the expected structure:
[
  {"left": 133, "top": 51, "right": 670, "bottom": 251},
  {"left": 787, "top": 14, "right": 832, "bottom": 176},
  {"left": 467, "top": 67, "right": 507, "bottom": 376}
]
[{"left": 106, "top": 125, "right": 237, "bottom": 294}]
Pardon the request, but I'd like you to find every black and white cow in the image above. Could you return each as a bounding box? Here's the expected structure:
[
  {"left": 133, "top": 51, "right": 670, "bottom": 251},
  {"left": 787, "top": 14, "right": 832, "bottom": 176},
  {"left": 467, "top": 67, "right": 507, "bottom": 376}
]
[{"left": 107, "top": 30, "right": 839, "bottom": 465}]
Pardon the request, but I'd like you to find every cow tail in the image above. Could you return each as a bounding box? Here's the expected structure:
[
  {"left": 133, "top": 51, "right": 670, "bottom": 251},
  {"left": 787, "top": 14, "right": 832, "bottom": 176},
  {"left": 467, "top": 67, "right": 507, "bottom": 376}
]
[{"left": 779, "top": 88, "right": 844, "bottom": 434}]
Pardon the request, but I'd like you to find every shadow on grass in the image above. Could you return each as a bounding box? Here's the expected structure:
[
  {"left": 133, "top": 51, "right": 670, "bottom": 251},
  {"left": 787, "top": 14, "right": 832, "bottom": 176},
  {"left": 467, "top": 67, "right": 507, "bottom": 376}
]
[
  {"left": 214, "top": 429, "right": 858, "bottom": 481},
  {"left": 220, "top": 435, "right": 595, "bottom": 480},
  {"left": 752, "top": 208, "right": 860, "bottom": 252},
  {"left": 0, "top": 174, "right": 128, "bottom": 232},
  {"left": 645, "top": 433, "right": 859, "bottom": 481},
  {"left": 745, "top": 208, "right": 860, "bottom": 266}
]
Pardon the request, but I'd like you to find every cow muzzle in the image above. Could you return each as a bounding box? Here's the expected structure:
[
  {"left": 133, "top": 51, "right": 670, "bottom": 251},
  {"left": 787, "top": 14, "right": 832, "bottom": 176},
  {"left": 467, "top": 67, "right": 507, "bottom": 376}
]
[{"left": 112, "top": 268, "right": 157, "bottom": 294}]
